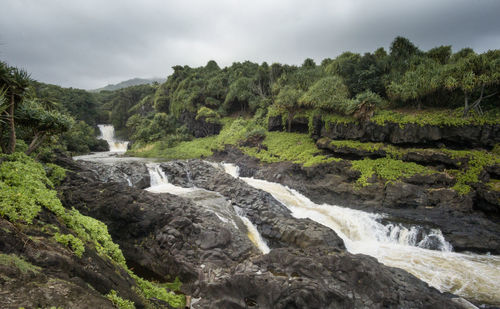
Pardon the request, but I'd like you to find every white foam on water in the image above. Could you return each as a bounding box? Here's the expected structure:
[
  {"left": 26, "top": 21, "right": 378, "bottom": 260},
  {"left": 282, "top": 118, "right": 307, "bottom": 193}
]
[{"left": 219, "top": 164, "right": 500, "bottom": 305}]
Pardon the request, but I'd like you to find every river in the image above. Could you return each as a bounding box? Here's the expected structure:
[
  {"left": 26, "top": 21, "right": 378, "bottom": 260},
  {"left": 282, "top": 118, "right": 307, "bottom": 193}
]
[{"left": 76, "top": 124, "right": 500, "bottom": 307}]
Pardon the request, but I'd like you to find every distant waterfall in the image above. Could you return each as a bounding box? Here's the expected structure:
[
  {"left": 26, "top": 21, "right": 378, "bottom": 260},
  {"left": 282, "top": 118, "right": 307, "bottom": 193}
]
[{"left": 97, "top": 124, "right": 129, "bottom": 153}]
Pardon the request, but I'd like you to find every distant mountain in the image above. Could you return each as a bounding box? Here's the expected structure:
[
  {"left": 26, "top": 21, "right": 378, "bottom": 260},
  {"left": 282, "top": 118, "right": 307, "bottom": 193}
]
[{"left": 92, "top": 77, "right": 165, "bottom": 92}]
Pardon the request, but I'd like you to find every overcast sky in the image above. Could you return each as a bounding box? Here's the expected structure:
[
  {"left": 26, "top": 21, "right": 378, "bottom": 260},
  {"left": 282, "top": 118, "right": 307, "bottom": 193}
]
[{"left": 1, "top": 0, "right": 499, "bottom": 89}]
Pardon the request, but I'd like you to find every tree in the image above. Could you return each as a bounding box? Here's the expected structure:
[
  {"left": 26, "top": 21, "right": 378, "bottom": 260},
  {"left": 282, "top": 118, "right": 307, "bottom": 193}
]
[
  {"left": 0, "top": 63, "right": 31, "bottom": 153},
  {"left": 274, "top": 86, "right": 303, "bottom": 132},
  {"left": 16, "top": 99, "right": 72, "bottom": 155},
  {"left": 444, "top": 50, "right": 500, "bottom": 116},
  {"left": 426, "top": 45, "right": 452, "bottom": 65},
  {"left": 299, "top": 76, "right": 350, "bottom": 112},
  {"left": 387, "top": 57, "right": 444, "bottom": 109}
]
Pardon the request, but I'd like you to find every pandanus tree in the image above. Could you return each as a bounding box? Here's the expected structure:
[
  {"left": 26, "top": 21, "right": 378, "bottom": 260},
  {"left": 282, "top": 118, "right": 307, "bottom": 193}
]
[
  {"left": 16, "top": 99, "right": 73, "bottom": 155},
  {"left": 443, "top": 50, "right": 500, "bottom": 116},
  {"left": 0, "top": 62, "right": 31, "bottom": 153},
  {"left": 274, "top": 86, "right": 303, "bottom": 132}
]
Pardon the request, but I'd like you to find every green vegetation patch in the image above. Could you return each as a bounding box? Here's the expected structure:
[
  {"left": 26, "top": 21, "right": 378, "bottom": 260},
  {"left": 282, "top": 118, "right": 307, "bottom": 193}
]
[
  {"left": 328, "top": 139, "right": 386, "bottom": 153},
  {"left": 0, "top": 253, "right": 41, "bottom": 274},
  {"left": 106, "top": 290, "right": 135, "bottom": 309},
  {"left": 242, "top": 132, "right": 339, "bottom": 167},
  {"left": 128, "top": 136, "right": 217, "bottom": 160},
  {"left": 44, "top": 163, "right": 67, "bottom": 187},
  {"left": 440, "top": 149, "right": 500, "bottom": 195},
  {"left": 131, "top": 275, "right": 185, "bottom": 308},
  {"left": 0, "top": 153, "right": 60, "bottom": 223},
  {"left": 322, "top": 113, "right": 357, "bottom": 128},
  {"left": 53, "top": 233, "right": 85, "bottom": 258},
  {"left": 488, "top": 179, "right": 500, "bottom": 192},
  {"left": 351, "top": 157, "right": 436, "bottom": 187},
  {"left": 371, "top": 108, "right": 500, "bottom": 127}
]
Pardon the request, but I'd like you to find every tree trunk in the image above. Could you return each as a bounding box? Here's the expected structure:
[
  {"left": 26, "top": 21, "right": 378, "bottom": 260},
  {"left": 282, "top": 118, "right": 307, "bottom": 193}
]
[
  {"left": 287, "top": 111, "right": 295, "bottom": 132},
  {"left": 463, "top": 93, "right": 469, "bottom": 117},
  {"left": 7, "top": 94, "right": 15, "bottom": 154},
  {"left": 25, "top": 132, "right": 46, "bottom": 156}
]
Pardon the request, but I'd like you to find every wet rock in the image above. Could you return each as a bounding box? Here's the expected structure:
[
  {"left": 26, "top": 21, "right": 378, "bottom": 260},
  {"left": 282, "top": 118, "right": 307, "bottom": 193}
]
[
  {"left": 82, "top": 161, "right": 151, "bottom": 188},
  {"left": 90, "top": 139, "right": 110, "bottom": 152},
  {"left": 383, "top": 182, "right": 428, "bottom": 208},
  {"left": 59, "top": 165, "right": 258, "bottom": 289},
  {"left": 159, "top": 160, "right": 346, "bottom": 251},
  {"left": 194, "top": 247, "right": 462, "bottom": 309}
]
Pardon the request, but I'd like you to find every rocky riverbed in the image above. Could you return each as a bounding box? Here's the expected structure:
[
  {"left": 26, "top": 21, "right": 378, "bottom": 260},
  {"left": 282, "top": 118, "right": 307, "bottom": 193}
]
[{"left": 46, "top": 151, "right": 499, "bottom": 308}]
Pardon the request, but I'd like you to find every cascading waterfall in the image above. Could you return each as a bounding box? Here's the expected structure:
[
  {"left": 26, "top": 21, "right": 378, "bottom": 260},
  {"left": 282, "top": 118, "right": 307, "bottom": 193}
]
[
  {"left": 97, "top": 124, "right": 129, "bottom": 153},
  {"left": 222, "top": 163, "right": 500, "bottom": 305},
  {"left": 145, "top": 163, "right": 270, "bottom": 254}
]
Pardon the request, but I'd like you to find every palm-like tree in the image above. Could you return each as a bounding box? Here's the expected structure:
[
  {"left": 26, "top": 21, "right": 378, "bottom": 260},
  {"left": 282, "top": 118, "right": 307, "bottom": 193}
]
[{"left": 0, "top": 62, "right": 31, "bottom": 153}]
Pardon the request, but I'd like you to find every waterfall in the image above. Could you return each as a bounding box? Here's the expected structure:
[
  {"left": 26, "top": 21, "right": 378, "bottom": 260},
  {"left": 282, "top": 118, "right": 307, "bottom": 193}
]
[
  {"left": 97, "top": 124, "right": 129, "bottom": 153},
  {"left": 145, "top": 163, "right": 270, "bottom": 254},
  {"left": 222, "top": 163, "right": 500, "bottom": 305},
  {"left": 146, "top": 163, "right": 197, "bottom": 195},
  {"left": 233, "top": 205, "right": 270, "bottom": 254}
]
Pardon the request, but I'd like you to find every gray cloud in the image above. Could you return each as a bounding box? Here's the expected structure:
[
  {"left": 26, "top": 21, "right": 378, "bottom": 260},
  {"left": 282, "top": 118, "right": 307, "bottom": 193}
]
[{"left": 1, "top": 0, "right": 499, "bottom": 89}]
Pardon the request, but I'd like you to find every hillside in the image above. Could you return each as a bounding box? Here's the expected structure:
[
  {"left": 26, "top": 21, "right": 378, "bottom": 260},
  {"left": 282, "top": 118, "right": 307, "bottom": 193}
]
[{"left": 92, "top": 77, "right": 165, "bottom": 92}]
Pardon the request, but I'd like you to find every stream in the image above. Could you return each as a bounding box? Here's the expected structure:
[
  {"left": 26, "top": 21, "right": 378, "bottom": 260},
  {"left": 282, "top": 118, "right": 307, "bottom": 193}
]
[{"left": 76, "top": 124, "right": 500, "bottom": 307}]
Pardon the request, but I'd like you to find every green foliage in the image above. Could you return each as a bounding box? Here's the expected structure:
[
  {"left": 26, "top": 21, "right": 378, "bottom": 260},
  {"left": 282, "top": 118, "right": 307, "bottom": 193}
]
[
  {"left": 0, "top": 153, "right": 59, "bottom": 223},
  {"left": 299, "top": 76, "right": 350, "bottom": 112},
  {"left": 439, "top": 149, "right": 500, "bottom": 195},
  {"left": 328, "top": 139, "right": 385, "bottom": 153},
  {"left": 196, "top": 106, "right": 221, "bottom": 124},
  {"left": 371, "top": 108, "right": 500, "bottom": 127},
  {"left": 131, "top": 275, "right": 185, "bottom": 308},
  {"left": 44, "top": 163, "right": 66, "bottom": 187},
  {"left": 62, "top": 121, "right": 101, "bottom": 154},
  {"left": 0, "top": 152, "right": 185, "bottom": 309},
  {"left": 61, "top": 209, "right": 126, "bottom": 266},
  {"left": 351, "top": 157, "right": 435, "bottom": 187},
  {"left": 129, "top": 136, "right": 217, "bottom": 160},
  {"left": 216, "top": 118, "right": 266, "bottom": 148},
  {"left": 242, "top": 132, "right": 338, "bottom": 167},
  {"left": 53, "top": 233, "right": 85, "bottom": 258},
  {"left": 274, "top": 86, "right": 304, "bottom": 131},
  {"left": 106, "top": 290, "right": 135, "bottom": 309},
  {"left": 0, "top": 253, "right": 41, "bottom": 274}
]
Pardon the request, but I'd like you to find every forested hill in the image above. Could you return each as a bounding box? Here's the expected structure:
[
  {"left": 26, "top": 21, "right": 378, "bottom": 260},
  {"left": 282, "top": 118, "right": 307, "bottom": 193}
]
[
  {"left": 96, "top": 36, "right": 499, "bottom": 148},
  {"left": 2, "top": 35, "right": 499, "bottom": 158},
  {"left": 91, "top": 77, "right": 166, "bottom": 92}
]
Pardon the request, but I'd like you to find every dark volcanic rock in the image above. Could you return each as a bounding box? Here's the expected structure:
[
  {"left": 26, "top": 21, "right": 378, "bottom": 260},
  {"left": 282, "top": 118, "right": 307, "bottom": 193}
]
[
  {"left": 0, "top": 212, "right": 145, "bottom": 309},
  {"left": 55, "top": 156, "right": 484, "bottom": 308},
  {"left": 180, "top": 111, "right": 222, "bottom": 138},
  {"left": 90, "top": 139, "right": 110, "bottom": 152},
  {"left": 59, "top": 170, "right": 257, "bottom": 288},
  {"left": 82, "top": 160, "right": 151, "bottom": 188},
  {"left": 195, "top": 247, "right": 462, "bottom": 309},
  {"left": 319, "top": 121, "right": 500, "bottom": 148},
  {"left": 159, "top": 160, "right": 346, "bottom": 251}
]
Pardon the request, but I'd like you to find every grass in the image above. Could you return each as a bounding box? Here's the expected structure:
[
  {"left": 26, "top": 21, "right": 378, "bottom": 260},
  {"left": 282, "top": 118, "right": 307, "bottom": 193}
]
[
  {"left": 128, "top": 136, "right": 217, "bottom": 159},
  {"left": 371, "top": 108, "right": 500, "bottom": 127},
  {"left": 128, "top": 119, "right": 337, "bottom": 167},
  {"left": 350, "top": 157, "right": 436, "bottom": 187},
  {"left": 242, "top": 131, "right": 339, "bottom": 167}
]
